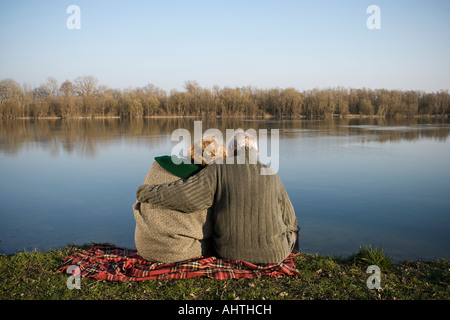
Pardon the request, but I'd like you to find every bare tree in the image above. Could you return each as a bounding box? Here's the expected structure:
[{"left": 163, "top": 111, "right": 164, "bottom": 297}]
[
  {"left": 0, "top": 79, "right": 22, "bottom": 104},
  {"left": 59, "top": 80, "right": 74, "bottom": 96},
  {"left": 0, "top": 79, "right": 24, "bottom": 118},
  {"left": 46, "top": 77, "right": 59, "bottom": 97},
  {"left": 73, "top": 75, "right": 99, "bottom": 97}
]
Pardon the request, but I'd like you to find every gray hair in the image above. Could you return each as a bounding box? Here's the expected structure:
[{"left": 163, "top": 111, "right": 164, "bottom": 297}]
[{"left": 226, "top": 129, "right": 258, "bottom": 157}]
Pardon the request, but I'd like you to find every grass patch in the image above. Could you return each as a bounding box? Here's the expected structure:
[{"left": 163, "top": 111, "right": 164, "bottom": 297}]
[
  {"left": 0, "top": 243, "right": 448, "bottom": 300},
  {"left": 347, "top": 245, "right": 393, "bottom": 270}
]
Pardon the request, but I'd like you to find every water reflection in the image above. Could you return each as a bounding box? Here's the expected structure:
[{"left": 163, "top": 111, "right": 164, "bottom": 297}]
[{"left": 1, "top": 117, "right": 449, "bottom": 157}]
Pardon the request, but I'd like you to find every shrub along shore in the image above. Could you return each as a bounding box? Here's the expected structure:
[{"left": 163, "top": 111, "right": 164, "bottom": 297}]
[
  {"left": 1, "top": 77, "right": 449, "bottom": 119},
  {"left": 0, "top": 243, "right": 448, "bottom": 300}
]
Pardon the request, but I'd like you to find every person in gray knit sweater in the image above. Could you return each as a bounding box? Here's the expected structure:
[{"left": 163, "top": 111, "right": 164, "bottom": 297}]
[
  {"left": 136, "top": 131, "right": 299, "bottom": 264},
  {"left": 133, "top": 138, "right": 226, "bottom": 263}
]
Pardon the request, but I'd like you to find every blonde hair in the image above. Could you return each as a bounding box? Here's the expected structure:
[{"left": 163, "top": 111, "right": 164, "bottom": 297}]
[{"left": 189, "top": 136, "right": 227, "bottom": 167}]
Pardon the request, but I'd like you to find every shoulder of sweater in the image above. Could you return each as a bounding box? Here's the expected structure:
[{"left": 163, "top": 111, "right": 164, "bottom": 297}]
[
  {"left": 193, "top": 160, "right": 280, "bottom": 180},
  {"left": 187, "top": 162, "right": 219, "bottom": 179},
  {"left": 144, "top": 161, "right": 181, "bottom": 184},
  {"left": 221, "top": 159, "right": 279, "bottom": 176}
]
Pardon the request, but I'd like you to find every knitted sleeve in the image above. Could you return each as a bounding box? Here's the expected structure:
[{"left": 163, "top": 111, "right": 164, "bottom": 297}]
[
  {"left": 136, "top": 164, "right": 217, "bottom": 213},
  {"left": 280, "top": 183, "right": 299, "bottom": 233}
]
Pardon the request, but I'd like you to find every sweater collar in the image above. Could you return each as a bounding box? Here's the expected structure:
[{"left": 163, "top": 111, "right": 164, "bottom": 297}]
[{"left": 154, "top": 155, "right": 201, "bottom": 179}]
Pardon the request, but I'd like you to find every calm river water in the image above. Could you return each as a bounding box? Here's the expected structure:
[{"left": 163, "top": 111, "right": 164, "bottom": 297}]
[{"left": 0, "top": 117, "right": 449, "bottom": 262}]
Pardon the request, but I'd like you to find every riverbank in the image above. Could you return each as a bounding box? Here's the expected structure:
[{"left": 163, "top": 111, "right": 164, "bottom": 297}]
[
  {"left": 0, "top": 243, "right": 448, "bottom": 300},
  {"left": 6, "top": 113, "right": 449, "bottom": 120}
]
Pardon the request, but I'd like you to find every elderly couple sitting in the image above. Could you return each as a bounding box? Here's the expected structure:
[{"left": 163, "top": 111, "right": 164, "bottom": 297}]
[{"left": 133, "top": 130, "right": 299, "bottom": 264}]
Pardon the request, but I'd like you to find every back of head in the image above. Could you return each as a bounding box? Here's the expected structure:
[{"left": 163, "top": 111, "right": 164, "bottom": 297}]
[
  {"left": 189, "top": 136, "right": 227, "bottom": 166},
  {"left": 226, "top": 129, "right": 258, "bottom": 158}
]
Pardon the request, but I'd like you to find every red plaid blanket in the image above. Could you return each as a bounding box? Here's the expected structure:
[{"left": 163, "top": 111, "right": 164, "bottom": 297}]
[{"left": 57, "top": 246, "right": 301, "bottom": 281}]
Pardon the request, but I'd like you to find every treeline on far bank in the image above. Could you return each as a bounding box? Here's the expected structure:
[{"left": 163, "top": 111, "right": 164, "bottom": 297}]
[{"left": 1, "top": 76, "right": 449, "bottom": 119}]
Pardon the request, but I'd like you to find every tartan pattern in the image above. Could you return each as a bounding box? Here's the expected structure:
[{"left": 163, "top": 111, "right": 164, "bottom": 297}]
[{"left": 57, "top": 246, "right": 302, "bottom": 281}]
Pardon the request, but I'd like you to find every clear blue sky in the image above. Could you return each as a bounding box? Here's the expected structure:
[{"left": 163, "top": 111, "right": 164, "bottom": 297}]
[{"left": 1, "top": 0, "right": 449, "bottom": 92}]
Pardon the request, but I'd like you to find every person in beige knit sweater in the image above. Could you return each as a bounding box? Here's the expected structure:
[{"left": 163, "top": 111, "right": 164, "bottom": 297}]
[
  {"left": 137, "top": 131, "right": 299, "bottom": 264},
  {"left": 133, "top": 138, "right": 226, "bottom": 263}
]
